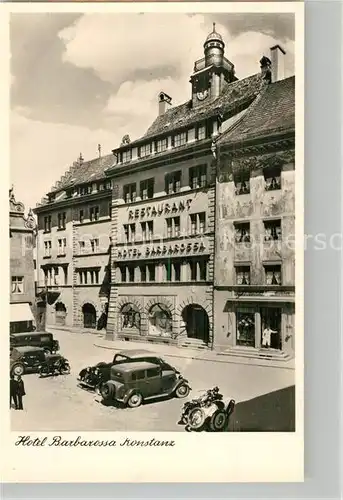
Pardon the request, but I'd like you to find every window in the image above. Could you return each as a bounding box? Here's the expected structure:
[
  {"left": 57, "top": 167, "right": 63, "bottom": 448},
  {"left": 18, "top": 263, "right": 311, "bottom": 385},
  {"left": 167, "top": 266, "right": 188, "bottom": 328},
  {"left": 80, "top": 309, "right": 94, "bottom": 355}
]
[
  {"left": 140, "top": 178, "right": 154, "bottom": 200},
  {"left": 189, "top": 164, "right": 207, "bottom": 189},
  {"left": 147, "top": 264, "right": 156, "bottom": 282},
  {"left": 12, "top": 276, "right": 23, "bottom": 294},
  {"left": 141, "top": 221, "right": 153, "bottom": 241},
  {"left": 128, "top": 265, "right": 135, "bottom": 283},
  {"left": 132, "top": 371, "right": 145, "bottom": 381},
  {"left": 121, "top": 303, "right": 141, "bottom": 330},
  {"left": 139, "top": 143, "right": 151, "bottom": 158},
  {"left": 166, "top": 217, "right": 180, "bottom": 238},
  {"left": 57, "top": 238, "right": 67, "bottom": 255},
  {"left": 119, "top": 265, "right": 127, "bottom": 283},
  {"left": 234, "top": 174, "right": 250, "bottom": 195},
  {"left": 264, "top": 265, "right": 282, "bottom": 285},
  {"left": 197, "top": 125, "right": 206, "bottom": 140},
  {"left": 189, "top": 212, "right": 206, "bottom": 235},
  {"left": 156, "top": 138, "right": 167, "bottom": 153},
  {"left": 122, "top": 150, "right": 132, "bottom": 163},
  {"left": 57, "top": 212, "right": 66, "bottom": 230},
  {"left": 147, "top": 368, "right": 160, "bottom": 378},
  {"left": 79, "top": 209, "right": 84, "bottom": 224},
  {"left": 174, "top": 131, "right": 187, "bottom": 147},
  {"left": 90, "top": 206, "right": 99, "bottom": 222},
  {"left": 123, "top": 183, "right": 137, "bottom": 203},
  {"left": 234, "top": 222, "right": 250, "bottom": 243},
  {"left": 79, "top": 240, "right": 85, "bottom": 253},
  {"left": 89, "top": 269, "right": 100, "bottom": 284},
  {"left": 236, "top": 310, "right": 255, "bottom": 347},
  {"left": 165, "top": 261, "right": 181, "bottom": 282},
  {"left": 264, "top": 220, "right": 282, "bottom": 241},
  {"left": 105, "top": 180, "right": 112, "bottom": 190},
  {"left": 140, "top": 265, "right": 147, "bottom": 282},
  {"left": 264, "top": 167, "right": 281, "bottom": 191},
  {"left": 44, "top": 241, "right": 52, "bottom": 257},
  {"left": 79, "top": 185, "right": 92, "bottom": 196},
  {"left": 123, "top": 223, "right": 136, "bottom": 243},
  {"left": 78, "top": 270, "right": 88, "bottom": 285},
  {"left": 108, "top": 203, "right": 112, "bottom": 217},
  {"left": 189, "top": 259, "right": 207, "bottom": 281},
  {"left": 63, "top": 267, "right": 68, "bottom": 285},
  {"left": 235, "top": 266, "right": 251, "bottom": 285},
  {"left": 90, "top": 238, "right": 99, "bottom": 253},
  {"left": 148, "top": 303, "right": 172, "bottom": 337},
  {"left": 44, "top": 215, "right": 51, "bottom": 232},
  {"left": 165, "top": 171, "right": 181, "bottom": 194}
]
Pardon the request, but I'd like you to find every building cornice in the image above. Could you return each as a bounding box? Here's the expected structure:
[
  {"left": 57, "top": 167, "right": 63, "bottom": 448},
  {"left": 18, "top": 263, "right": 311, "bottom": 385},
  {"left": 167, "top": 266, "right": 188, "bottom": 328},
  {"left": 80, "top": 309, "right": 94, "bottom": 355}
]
[
  {"left": 106, "top": 139, "right": 214, "bottom": 178},
  {"left": 34, "top": 190, "right": 112, "bottom": 214}
]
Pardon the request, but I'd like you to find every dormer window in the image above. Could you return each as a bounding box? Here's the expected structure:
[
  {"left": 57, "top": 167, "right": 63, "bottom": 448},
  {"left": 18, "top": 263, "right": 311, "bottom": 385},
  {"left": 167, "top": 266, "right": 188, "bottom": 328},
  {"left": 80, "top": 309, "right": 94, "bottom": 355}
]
[
  {"left": 174, "top": 132, "right": 187, "bottom": 148},
  {"left": 156, "top": 138, "right": 167, "bottom": 153},
  {"left": 139, "top": 144, "right": 151, "bottom": 158},
  {"left": 197, "top": 125, "right": 206, "bottom": 140},
  {"left": 122, "top": 150, "right": 132, "bottom": 163}
]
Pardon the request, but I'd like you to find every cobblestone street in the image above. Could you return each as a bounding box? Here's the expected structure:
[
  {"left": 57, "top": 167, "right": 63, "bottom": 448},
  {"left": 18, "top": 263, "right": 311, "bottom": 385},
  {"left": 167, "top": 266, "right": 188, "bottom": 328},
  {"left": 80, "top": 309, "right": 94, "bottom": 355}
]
[{"left": 11, "top": 330, "right": 295, "bottom": 432}]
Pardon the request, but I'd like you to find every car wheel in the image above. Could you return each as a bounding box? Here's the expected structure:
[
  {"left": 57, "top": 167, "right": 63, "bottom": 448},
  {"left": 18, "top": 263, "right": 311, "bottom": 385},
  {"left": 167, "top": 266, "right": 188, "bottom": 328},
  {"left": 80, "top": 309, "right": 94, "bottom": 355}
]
[
  {"left": 175, "top": 383, "right": 190, "bottom": 399},
  {"left": 12, "top": 363, "right": 24, "bottom": 376},
  {"left": 127, "top": 392, "right": 143, "bottom": 408},
  {"left": 209, "top": 410, "right": 228, "bottom": 432},
  {"left": 188, "top": 408, "right": 206, "bottom": 430},
  {"left": 59, "top": 363, "right": 70, "bottom": 375},
  {"left": 100, "top": 382, "right": 114, "bottom": 401},
  {"left": 44, "top": 348, "right": 51, "bottom": 355}
]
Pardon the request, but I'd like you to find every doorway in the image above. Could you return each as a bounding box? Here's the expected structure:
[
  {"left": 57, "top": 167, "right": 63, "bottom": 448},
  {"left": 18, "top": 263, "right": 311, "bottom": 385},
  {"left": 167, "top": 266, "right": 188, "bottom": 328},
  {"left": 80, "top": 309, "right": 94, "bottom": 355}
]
[
  {"left": 82, "top": 303, "right": 97, "bottom": 329},
  {"left": 181, "top": 304, "right": 209, "bottom": 344}
]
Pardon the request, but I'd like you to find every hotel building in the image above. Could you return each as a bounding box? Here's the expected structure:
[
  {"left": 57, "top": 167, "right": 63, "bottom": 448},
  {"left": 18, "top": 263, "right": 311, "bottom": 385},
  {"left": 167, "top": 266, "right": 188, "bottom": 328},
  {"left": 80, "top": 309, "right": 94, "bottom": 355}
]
[{"left": 34, "top": 27, "right": 296, "bottom": 360}]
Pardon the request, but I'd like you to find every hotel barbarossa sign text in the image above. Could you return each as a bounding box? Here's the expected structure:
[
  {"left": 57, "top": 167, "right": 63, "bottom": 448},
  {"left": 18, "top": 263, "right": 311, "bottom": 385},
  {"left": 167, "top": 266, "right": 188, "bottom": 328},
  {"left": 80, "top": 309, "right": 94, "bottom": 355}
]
[{"left": 117, "top": 241, "right": 207, "bottom": 260}]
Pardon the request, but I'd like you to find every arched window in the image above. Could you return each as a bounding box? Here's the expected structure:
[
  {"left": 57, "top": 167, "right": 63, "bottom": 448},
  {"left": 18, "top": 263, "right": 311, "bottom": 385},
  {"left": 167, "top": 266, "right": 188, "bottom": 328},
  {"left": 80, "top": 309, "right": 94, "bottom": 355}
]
[
  {"left": 82, "top": 303, "right": 96, "bottom": 329},
  {"left": 55, "top": 302, "right": 67, "bottom": 326},
  {"left": 148, "top": 303, "right": 172, "bottom": 337},
  {"left": 120, "top": 303, "right": 141, "bottom": 331}
]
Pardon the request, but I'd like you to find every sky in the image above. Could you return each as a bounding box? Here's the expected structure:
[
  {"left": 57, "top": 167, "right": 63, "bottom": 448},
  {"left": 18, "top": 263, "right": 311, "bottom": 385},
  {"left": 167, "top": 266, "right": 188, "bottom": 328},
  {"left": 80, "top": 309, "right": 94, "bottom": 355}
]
[{"left": 10, "top": 12, "right": 295, "bottom": 212}]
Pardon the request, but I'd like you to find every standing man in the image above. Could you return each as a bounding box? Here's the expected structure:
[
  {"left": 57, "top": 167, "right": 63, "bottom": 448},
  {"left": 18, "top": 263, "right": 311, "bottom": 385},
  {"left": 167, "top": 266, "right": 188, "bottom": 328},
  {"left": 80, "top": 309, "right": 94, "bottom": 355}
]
[
  {"left": 262, "top": 324, "right": 278, "bottom": 348},
  {"left": 16, "top": 375, "right": 26, "bottom": 410},
  {"left": 10, "top": 374, "right": 18, "bottom": 409}
]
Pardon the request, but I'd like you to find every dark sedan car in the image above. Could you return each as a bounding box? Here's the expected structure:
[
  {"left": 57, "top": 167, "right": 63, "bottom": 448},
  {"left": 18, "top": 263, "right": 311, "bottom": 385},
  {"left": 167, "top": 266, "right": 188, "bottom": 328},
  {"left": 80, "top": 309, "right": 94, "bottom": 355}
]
[
  {"left": 10, "top": 346, "right": 47, "bottom": 376},
  {"left": 77, "top": 349, "right": 179, "bottom": 391}
]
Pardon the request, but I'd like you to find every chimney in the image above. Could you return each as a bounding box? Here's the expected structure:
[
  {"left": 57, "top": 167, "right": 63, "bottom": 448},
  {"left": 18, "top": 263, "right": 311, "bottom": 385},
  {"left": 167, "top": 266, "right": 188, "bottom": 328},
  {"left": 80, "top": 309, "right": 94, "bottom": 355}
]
[
  {"left": 158, "top": 92, "right": 172, "bottom": 116},
  {"left": 270, "top": 45, "right": 286, "bottom": 82}
]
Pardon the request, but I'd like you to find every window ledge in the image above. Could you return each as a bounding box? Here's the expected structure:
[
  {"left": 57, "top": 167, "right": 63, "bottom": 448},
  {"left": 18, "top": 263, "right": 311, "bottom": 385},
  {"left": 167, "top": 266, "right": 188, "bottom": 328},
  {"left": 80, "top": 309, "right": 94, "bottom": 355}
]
[
  {"left": 57, "top": 253, "right": 67, "bottom": 257},
  {"left": 57, "top": 227, "right": 66, "bottom": 232},
  {"left": 43, "top": 255, "right": 51, "bottom": 259}
]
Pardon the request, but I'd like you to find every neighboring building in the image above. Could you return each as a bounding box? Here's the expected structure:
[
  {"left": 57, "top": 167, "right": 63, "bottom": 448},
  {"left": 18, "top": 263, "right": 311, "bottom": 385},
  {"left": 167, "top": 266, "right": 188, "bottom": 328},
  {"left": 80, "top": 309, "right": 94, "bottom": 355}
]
[
  {"left": 9, "top": 187, "right": 37, "bottom": 333},
  {"left": 214, "top": 51, "right": 295, "bottom": 360},
  {"left": 33, "top": 26, "right": 296, "bottom": 361},
  {"left": 34, "top": 154, "right": 113, "bottom": 330}
]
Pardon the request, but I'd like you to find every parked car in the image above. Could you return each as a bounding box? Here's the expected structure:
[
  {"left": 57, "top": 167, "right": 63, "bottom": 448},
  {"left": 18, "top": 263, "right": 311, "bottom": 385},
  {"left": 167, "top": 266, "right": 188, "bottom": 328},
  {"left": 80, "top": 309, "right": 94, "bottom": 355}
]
[
  {"left": 10, "top": 332, "right": 59, "bottom": 354},
  {"left": 99, "top": 360, "right": 191, "bottom": 408},
  {"left": 78, "top": 349, "right": 179, "bottom": 391},
  {"left": 10, "top": 346, "right": 47, "bottom": 376},
  {"left": 38, "top": 353, "right": 71, "bottom": 377}
]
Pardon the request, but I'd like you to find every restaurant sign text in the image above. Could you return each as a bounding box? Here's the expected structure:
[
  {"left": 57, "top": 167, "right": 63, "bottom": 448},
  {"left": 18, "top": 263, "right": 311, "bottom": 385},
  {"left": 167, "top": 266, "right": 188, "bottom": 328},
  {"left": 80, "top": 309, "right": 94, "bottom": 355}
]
[{"left": 117, "top": 241, "right": 206, "bottom": 260}]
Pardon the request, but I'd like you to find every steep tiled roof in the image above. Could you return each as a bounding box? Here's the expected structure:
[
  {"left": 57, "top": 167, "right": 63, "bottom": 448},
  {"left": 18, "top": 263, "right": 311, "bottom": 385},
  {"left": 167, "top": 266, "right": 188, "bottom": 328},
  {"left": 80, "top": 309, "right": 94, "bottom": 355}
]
[
  {"left": 218, "top": 76, "right": 295, "bottom": 145},
  {"left": 50, "top": 154, "right": 114, "bottom": 193},
  {"left": 136, "top": 73, "right": 263, "bottom": 143}
]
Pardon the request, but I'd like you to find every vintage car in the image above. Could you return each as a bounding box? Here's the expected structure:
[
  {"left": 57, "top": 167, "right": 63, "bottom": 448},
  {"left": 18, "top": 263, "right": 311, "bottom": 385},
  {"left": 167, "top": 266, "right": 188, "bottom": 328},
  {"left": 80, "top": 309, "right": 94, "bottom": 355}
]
[
  {"left": 10, "top": 331, "right": 60, "bottom": 354},
  {"left": 100, "top": 360, "right": 191, "bottom": 408},
  {"left": 78, "top": 349, "right": 179, "bottom": 391},
  {"left": 10, "top": 346, "right": 47, "bottom": 376}
]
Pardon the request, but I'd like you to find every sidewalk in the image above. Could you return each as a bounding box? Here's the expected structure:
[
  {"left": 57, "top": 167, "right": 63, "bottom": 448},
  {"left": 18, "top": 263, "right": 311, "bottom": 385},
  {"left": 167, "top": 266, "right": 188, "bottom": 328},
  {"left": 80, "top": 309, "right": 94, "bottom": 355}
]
[
  {"left": 94, "top": 337, "right": 295, "bottom": 370},
  {"left": 48, "top": 325, "right": 294, "bottom": 370}
]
